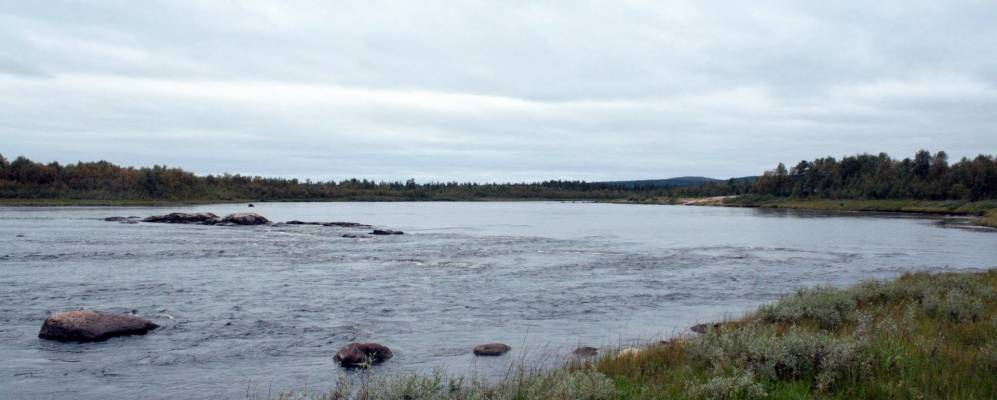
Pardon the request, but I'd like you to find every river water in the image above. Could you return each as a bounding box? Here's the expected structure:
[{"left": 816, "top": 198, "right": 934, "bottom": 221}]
[{"left": 1, "top": 202, "right": 995, "bottom": 399}]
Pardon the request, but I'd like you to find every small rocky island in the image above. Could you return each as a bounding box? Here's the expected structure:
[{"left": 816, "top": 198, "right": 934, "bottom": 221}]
[{"left": 106, "top": 212, "right": 402, "bottom": 235}]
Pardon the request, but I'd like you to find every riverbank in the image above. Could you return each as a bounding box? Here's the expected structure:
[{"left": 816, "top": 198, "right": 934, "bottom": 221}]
[
  {"left": 271, "top": 269, "right": 996, "bottom": 399},
  {"left": 704, "top": 196, "right": 997, "bottom": 229}
]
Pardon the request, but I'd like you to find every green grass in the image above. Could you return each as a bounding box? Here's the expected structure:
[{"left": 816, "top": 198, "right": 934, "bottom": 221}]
[
  {"left": 266, "top": 270, "right": 997, "bottom": 399},
  {"left": 720, "top": 196, "right": 997, "bottom": 229},
  {"left": 590, "top": 270, "right": 997, "bottom": 400},
  {"left": 979, "top": 210, "right": 997, "bottom": 228}
]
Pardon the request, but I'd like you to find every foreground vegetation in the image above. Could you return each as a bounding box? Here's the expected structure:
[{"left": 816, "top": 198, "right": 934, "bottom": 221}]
[{"left": 268, "top": 270, "right": 996, "bottom": 399}]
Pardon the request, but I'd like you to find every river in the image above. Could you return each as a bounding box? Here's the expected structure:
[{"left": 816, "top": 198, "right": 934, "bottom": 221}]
[{"left": 1, "top": 202, "right": 994, "bottom": 398}]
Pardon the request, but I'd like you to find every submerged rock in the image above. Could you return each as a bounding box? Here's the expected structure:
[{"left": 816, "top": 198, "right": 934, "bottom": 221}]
[
  {"left": 142, "top": 212, "right": 219, "bottom": 224},
  {"left": 473, "top": 343, "right": 511, "bottom": 356},
  {"left": 341, "top": 233, "right": 371, "bottom": 239},
  {"left": 334, "top": 342, "right": 393, "bottom": 368},
  {"left": 286, "top": 220, "right": 324, "bottom": 225},
  {"left": 221, "top": 213, "right": 270, "bottom": 225},
  {"left": 324, "top": 222, "right": 372, "bottom": 228},
  {"left": 103, "top": 216, "right": 137, "bottom": 222},
  {"left": 285, "top": 221, "right": 372, "bottom": 228},
  {"left": 39, "top": 311, "right": 159, "bottom": 342},
  {"left": 371, "top": 229, "right": 404, "bottom": 235},
  {"left": 573, "top": 346, "right": 598, "bottom": 357}
]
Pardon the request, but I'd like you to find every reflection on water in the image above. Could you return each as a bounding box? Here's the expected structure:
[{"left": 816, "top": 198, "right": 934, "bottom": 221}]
[{"left": 0, "top": 202, "right": 994, "bottom": 399}]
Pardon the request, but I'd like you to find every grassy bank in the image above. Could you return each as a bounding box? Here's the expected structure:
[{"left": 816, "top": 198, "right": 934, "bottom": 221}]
[
  {"left": 715, "top": 196, "right": 997, "bottom": 229},
  {"left": 269, "top": 270, "right": 996, "bottom": 399}
]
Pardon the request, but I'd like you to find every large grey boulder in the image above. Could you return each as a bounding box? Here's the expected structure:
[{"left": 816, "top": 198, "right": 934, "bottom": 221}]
[
  {"left": 221, "top": 213, "right": 270, "bottom": 225},
  {"left": 142, "top": 212, "right": 219, "bottom": 224},
  {"left": 39, "top": 311, "right": 159, "bottom": 342},
  {"left": 334, "top": 342, "right": 393, "bottom": 368}
]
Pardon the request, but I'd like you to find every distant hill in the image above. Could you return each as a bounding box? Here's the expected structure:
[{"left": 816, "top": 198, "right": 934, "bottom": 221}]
[{"left": 599, "top": 176, "right": 722, "bottom": 189}]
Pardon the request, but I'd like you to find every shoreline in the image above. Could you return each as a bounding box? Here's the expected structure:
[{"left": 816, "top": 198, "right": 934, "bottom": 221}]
[{"left": 268, "top": 269, "right": 997, "bottom": 399}]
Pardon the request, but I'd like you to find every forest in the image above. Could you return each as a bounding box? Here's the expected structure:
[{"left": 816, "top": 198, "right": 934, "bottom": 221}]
[
  {"left": 0, "top": 153, "right": 664, "bottom": 202},
  {"left": 747, "top": 150, "right": 997, "bottom": 201},
  {"left": 1, "top": 150, "right": 995, "bottom": 203}
]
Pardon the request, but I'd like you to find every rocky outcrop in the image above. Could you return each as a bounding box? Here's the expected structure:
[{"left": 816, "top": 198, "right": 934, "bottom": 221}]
[
  {"left": 334, "top": 342, "right": 393, "bottom": 368},
  {"left": 371, "top": 229, "right": 404, "bottom": 235},
  {"left": 38, "top": 311, "right": 159, "bottom": 342},
  {"left": 472, "top": 343, "right": 511, "bottom": 356},
  {"left": 573, "top": 346, "right": 598, "bottom": 357},
  {"left": 142, "top": 212, "right": 220, "bottom": 224},
  {"left": 221, "top": 213, "right": 270, "bottom": 225}
]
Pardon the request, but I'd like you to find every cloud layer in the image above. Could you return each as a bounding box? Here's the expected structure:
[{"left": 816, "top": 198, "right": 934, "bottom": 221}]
[{"left": 2, "top": 1, "right": 996, "bottom": 181}]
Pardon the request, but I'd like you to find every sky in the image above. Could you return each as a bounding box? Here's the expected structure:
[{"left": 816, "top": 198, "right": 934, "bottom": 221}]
[{"left": 1, "top": 1, "right": 996, "bottom": 182}]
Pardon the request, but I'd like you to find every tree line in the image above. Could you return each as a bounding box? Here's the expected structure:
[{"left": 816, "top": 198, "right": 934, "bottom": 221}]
[
  {"left": 748, "top": 150, "right": 997, "bottom": 200},
  {"left": 0, "top": 154, "right": 665, "bottom": 201},
  {"left": 1, "top": 150, "right": 994, "bottom": 202}
]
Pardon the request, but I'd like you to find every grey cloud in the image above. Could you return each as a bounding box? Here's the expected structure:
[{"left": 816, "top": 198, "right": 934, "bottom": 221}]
[{"left": 1, "top": 1, "right": 996, "bottom": 182}]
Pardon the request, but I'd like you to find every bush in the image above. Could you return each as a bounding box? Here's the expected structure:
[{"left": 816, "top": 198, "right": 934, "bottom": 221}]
[
  {"left": 982, "top": 340, "right": 997, "bottom": 373},
  {"left": 758, "top": 286, "right": 857, "bottom": 330},
  {"left": 272, "top": 367, "right": 616, "bottom": 400},
  {"left": 686, "top": 322, "right": 870, "bottom": 390},
  {"left": 687, "top": 370, "right": 766, "bottom": 400}
]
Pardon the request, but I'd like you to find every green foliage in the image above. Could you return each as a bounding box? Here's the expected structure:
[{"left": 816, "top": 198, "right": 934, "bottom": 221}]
[
  {"left": 0, "top": 154, "right": 669, "bottom": 202},
  {"left": 751, "top": 150, "right": 997, "bottom": 201},
  {"left": 594, "top": 270, "right": 997, "bottom": 400},
  {"left": 265, "top": 367, "right": 616, "bottom": 400},
  {"left": 686, "top": 370, "right": 766, "bottom": 400}
]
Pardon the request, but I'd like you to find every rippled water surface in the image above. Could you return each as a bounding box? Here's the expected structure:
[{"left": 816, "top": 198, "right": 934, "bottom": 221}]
[{"left": 1, "top": 202, "right": 995, "bottom": 399}]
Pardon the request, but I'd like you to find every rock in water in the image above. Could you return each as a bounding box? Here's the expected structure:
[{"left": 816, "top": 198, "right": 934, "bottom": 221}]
[
  {"left": 334, "top": 343, "right": 393, "bottom": 368},
  {"left": 39, "top": 311, "right": 159, "bottom": 342},
  {"left": 573, "top": 346, "right": 598, "bottom": 357},
  {"left": 690, "top": 322, "right": 722, "bottom": 334},
  {"left": 221, "top": 213, "right": 270, "bottom": 225},
  {"left": 142, "top": 212, "right": 219, "bottom": 224},
  {"left": 371, "top": 229, "right": 404, "bottom": 235},
  {"left": 472, "top": 343, "right": 511, "bottom": 356}
]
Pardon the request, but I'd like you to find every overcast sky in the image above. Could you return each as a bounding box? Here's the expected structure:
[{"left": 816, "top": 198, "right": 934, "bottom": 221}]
[{"left": 1, "top": 1, "right": 996, "bottom": 182}]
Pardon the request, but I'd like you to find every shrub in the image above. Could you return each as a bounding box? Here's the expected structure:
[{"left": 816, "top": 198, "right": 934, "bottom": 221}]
[
  {"left": 686, "top": 322, "right": 870, "bottom": 390},
  {"left": 757, "top": 287, "right": 856, "bottom": 330},
  {"left": 273, "top": 367, "right": 617, "bottom": 400},
  {"left": 687, "top": 370, "right": 766, "bottom": 400},
  {"left": 982, "top": 340, "right": 997, "bottom": 373}
]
